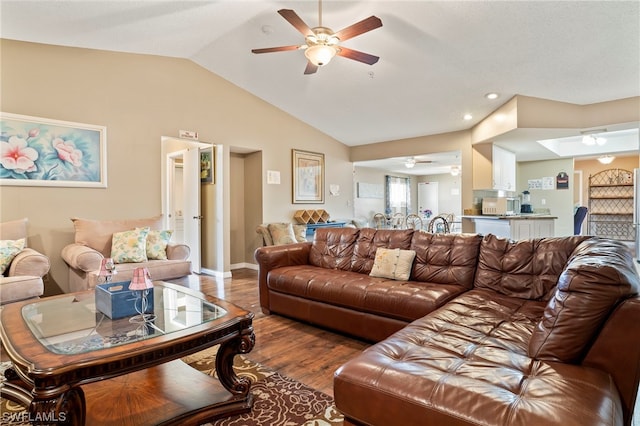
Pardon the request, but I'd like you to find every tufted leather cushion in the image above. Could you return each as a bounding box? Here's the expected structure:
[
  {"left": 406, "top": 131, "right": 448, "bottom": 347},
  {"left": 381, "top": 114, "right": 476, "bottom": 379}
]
[
  {"left": 529, "top": 238, "right": 640, "bottom": 363},
  {"left": 267, "top": 265, "right": 466, "bottom": 322},
  {"left": 309, "top": 227, "right": 359, "bottom": 270},
  {"left": 335, "top": 288, "right": 623, "bottom": 426},
  {"left": 474, "top": 234, "right": 590, "bottom": 300},
  {"left": 410, "top": 232, "right": 482, "bottom": 288},
  {"left": 350, "top": 228, "right": 414, "bottom": 274}
]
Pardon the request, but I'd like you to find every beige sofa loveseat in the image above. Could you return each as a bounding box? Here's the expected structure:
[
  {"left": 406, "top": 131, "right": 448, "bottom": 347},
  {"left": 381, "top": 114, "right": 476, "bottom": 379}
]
[
  {"left": 0, "top": 218, "right": 50, "bottom": 304},
  {"left": 61, "top": 216, "right": 191, "bottom": 292}
]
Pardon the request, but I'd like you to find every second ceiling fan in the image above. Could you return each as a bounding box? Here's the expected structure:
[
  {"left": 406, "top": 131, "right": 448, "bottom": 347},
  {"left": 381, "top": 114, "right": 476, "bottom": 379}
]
[{"left": 251, "top": 1, "right": 382, "bottom": 74}]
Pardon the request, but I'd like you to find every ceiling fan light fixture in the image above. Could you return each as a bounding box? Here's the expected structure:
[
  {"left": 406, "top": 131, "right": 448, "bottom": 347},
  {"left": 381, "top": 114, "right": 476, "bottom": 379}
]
[
  {"left": 598, "top": 155, "right": 615, "bottom": 164},
  {"left": 304, "top": 44, "right": 337, "bottom": 66},
  {"left": 405, "top": 158, "right": 416, "bottom": 168},
  {"left": 581, "top": 129, "right": 607, "bottom": 146}
]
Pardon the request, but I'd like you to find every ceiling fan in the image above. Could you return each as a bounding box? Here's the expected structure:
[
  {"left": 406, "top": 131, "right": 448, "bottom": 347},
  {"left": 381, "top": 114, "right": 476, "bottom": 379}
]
[
  {"left": 251, "top": 0, "right": 382, "bottom": 74},
  {"left": 405, "top": 157, "right": 435, "bottom": 168}
]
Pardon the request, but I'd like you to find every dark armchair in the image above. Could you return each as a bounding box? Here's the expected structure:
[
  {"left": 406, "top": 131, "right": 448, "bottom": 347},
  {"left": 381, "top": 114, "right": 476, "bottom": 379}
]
[{"left": 574, "top": 206, "right": 588, "bottom": 235}]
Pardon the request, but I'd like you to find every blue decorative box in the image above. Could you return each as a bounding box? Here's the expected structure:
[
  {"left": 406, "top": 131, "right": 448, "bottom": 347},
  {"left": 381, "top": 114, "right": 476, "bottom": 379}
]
[{"left": 95, "top": 281, "right": 154, "bottom": 319}]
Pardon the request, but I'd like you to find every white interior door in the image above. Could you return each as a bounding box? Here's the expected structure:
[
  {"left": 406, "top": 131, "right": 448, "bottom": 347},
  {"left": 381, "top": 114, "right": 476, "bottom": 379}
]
[
  {"left": 166, "top": 148, "right": 201, "bottom": 273},
  {"left": 183, "top": 147, "right": 201, "bottom": 273},
  {"left": 418, "top": 182, "right": 439, "bottom": 218}
]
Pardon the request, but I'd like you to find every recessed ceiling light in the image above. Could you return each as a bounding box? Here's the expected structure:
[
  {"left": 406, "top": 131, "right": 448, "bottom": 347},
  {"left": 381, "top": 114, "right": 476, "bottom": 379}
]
[
  {"left": 463, "top": 114, "right": 473, "bottom": 120},
  {"left": 485, "top": 93, "right": 499, "bottom": 100}
]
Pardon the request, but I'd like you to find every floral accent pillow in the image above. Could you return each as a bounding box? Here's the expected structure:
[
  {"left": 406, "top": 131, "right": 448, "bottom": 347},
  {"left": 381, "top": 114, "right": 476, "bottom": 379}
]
[
  {"left": 111, "top": 227, "right": 150, "bottom": 264},
  {"left": 268, "top": 223, "right": 297, "bottom": 245},
  {"left": 0, "top": 238, "right": 25, "bottom": 275},
  {"left": 369, "top": 247, "right": 416, "bottom": 281},
  {"left": 146, "top": 229, "right": 173, "bottom": 260}
]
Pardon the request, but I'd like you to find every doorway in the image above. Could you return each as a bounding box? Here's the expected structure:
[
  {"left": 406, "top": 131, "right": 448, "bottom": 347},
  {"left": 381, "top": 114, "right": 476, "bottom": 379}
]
[{"left": 161, "top": 137, "right": 213, "bottom": 274}]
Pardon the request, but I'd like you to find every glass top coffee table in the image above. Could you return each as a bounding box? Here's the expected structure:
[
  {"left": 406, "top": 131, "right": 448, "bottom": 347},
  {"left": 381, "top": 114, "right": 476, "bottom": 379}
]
[{"left": 0, "top": 281, "right": 255, "bottom": 425}]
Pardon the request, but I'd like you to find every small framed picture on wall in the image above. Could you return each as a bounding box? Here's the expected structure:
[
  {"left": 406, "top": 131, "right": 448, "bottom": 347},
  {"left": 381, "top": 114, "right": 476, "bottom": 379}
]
[
  {"left": 200, "top": 147, "right": 214, "bottom": 184},
  {"left": 292, "top": 149, "right": 324, "bottom": 204}
]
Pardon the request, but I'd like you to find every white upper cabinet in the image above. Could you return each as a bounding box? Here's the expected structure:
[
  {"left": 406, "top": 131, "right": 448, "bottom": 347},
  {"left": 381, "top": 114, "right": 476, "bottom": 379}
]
[
  {"left": 492, "top": 145, "right": 516, "bottom": 191},
  {"left": 472, "top": 144, "right": 517, "bottom": 191}
]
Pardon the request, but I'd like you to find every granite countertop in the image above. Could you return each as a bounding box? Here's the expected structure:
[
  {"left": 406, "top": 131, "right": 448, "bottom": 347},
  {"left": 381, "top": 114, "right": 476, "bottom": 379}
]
[{"left": 461, "top": 215, "right": 558, "bottom": 220}]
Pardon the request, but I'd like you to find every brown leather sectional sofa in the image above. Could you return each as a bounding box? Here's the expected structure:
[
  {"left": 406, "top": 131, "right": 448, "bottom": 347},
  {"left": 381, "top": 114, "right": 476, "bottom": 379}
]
[{"left": 254, "top": 228, "right": 640, "bottom": 426}]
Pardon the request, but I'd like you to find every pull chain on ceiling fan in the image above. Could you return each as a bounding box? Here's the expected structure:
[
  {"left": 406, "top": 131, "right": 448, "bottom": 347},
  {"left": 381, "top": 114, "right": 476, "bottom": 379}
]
[{"left": 251, "top": 0, "right": 382, "bottom": 74}]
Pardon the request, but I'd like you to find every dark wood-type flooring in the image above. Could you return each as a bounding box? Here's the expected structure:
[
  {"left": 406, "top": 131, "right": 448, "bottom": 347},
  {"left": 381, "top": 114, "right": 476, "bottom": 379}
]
[{"left": 168, "top": 269, "right": 370, "bottom": 398}]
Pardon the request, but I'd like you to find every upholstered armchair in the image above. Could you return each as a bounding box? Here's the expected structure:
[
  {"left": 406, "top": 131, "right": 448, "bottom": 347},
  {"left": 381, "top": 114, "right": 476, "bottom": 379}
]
[
  {"left": 0, "top": 218, "right": 50, "bottom": 305},
  {"left": 256, "top": 223, "right": 307, "bottom": 246}
]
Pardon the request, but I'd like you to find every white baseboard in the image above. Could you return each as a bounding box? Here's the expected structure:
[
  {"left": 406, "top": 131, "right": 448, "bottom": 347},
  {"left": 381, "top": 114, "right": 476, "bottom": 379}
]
[
  {"left": 199, "top": 268, "right": 232, "bottom": 279},
  {"left": 231, "top": 262, "right": 258, "bottom": 271},
  {"left": 199, "top": 263, "right": 257, "bottom": 278}
]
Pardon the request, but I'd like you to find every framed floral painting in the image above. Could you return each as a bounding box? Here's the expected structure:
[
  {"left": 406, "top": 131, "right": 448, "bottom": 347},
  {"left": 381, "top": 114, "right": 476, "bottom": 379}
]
[
  {"left": 0, "top": 112, "right": 107, "bottom": 188},
  {"left": 292, "top": 149, "right": 324, "bottom": 204}
]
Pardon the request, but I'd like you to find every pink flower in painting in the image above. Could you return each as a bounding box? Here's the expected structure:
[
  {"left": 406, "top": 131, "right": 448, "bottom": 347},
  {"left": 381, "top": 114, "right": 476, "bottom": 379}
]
[
  {"left": 52, "top": 138, "right": 83, "bottom": 167},
  {"left": 0, "top": 136, "right": 38, "bottom": 173},
  {"left": 28, "top": 128, "right": 40, "bottom": 138}
]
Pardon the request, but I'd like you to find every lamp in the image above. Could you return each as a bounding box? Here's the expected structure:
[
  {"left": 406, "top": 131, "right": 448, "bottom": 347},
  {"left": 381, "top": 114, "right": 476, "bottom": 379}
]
[
  {"left": 129, "top": 267, "right": 155, "bottom": 324},
  {"left": 597, "top": 155, "right": 615, "bottom": 164},
  {"left": 405, "top": 158, "right": 416, "bottom": 168},
  {"left": 97, "top": 258, "right": 117, "bottom": 283},
  {"left": 450, "top": 166, "right": 460, "bottom": 176}
]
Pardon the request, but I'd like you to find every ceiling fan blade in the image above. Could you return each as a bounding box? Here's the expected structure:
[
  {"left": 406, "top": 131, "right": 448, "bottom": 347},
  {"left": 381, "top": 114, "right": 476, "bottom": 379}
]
[
  {"left": 334, "top": 16, "right": 382, "bottom": 41},
  {"left": 336, "top": 47, "right": 379, "bottom": 65},
  {"left": 278, "top": 9, "right": 314, "bottom": 37},
  {"left": 251, "top": 45, "right": 301, "bottom": 54},
  {"left": 304, "top": 61, "right": 319, "bottom": 75}
]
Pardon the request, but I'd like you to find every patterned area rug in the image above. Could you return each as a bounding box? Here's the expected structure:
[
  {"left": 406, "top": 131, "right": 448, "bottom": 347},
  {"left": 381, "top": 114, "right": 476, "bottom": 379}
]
[{"left": 0, "top": 347, "right": 343, "bottom": 426}]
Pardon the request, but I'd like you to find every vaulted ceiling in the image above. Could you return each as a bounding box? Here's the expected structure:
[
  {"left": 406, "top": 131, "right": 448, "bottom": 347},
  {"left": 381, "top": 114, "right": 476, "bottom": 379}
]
[{"left": 1, "top": 1, "right": 639, "bottom": 165}]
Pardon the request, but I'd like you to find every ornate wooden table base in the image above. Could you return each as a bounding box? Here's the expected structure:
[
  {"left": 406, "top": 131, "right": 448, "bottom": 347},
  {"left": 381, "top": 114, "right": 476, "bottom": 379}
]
[
  {"left": 2, "top": 334, "right": 254, "bottom": 426},
  {"left": 0, "top": 282, "right": 255, "bottom": 426}
]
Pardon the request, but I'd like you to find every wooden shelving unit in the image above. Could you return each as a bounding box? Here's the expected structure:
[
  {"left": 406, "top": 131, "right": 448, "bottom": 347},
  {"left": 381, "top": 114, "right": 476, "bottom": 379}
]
[
  {"left": 588, "top": 168, "right": 634, "bottom": 241},
  {"left": 293, "top": 209, "right": 329, "bottom": 224}
]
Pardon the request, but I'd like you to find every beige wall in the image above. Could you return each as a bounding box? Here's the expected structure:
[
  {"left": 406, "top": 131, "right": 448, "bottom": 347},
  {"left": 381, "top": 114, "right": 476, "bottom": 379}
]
[
  {"left": 2, "top": 39, "right": 638, "bottom": 293},
  {"left": 0, "top": 39, "right": 352, "bottom": 293},
  {"left": 351, "top": 130, "right": 474, "bottom": 213},
  {"left": 517, "top": 158, "right": 575, "bottom": 236}
]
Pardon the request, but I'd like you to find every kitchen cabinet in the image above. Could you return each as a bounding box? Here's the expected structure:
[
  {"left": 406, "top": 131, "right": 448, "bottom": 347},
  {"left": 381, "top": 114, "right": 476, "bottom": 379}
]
[
  {"left": 509, "top": 218, "right": 555, "bottom": 240},
  {"left": 472, "top": 144, "right": 516, "bottom": 191},
  {"left": 462, "top": 216, "right": 556, "bottom": 240}
]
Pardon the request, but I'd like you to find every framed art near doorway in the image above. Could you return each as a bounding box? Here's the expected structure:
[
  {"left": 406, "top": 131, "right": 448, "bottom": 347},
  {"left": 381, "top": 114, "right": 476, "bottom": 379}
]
[
  {"left": 292, "top": 149, "right": 324, "bottom": 204},
  {"left": 200, "top": 147, "right": 214, "bottom": 184}
]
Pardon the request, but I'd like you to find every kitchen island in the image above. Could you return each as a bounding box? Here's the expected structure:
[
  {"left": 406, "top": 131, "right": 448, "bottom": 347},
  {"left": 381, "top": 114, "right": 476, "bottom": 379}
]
[{"left": 461, "top": 215, "right": 557, "bottom": 240}]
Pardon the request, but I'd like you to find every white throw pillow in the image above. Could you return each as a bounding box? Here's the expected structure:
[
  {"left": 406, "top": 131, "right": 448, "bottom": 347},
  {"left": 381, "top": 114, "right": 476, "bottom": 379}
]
[{"left": 369, "top": 247, "right": 416, "bottom": 281}]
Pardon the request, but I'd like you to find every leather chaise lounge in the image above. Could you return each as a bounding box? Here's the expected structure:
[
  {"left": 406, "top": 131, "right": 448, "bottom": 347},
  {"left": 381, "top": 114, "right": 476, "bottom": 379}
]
[{"left": 255, "top": 227, "right": 640, "bottom": 426}]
